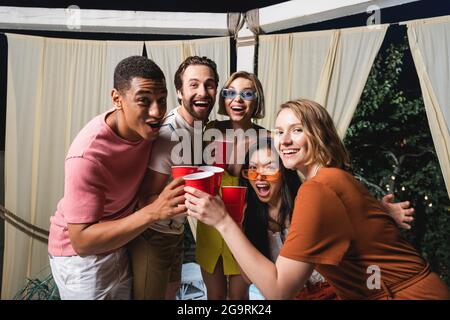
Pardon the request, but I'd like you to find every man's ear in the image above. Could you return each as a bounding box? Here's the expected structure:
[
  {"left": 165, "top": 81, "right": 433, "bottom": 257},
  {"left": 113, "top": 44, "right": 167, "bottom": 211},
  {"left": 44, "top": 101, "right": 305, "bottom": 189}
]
[
  {"left": 176, "top": 89, "right": 183, "bottom": 101},
  {"left": 111, "top": 88, "right": 122, "bottom": 110}
]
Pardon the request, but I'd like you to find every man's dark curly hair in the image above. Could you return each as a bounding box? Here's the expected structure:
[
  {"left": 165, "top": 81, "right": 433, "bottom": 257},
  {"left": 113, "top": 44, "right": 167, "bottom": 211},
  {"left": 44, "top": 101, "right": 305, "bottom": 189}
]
[
  {"left": 174, "top": 56, "right": 219, "bottom": 91},
  {"left": 113, "top": 55, "right": 165, "bottom": 93}
]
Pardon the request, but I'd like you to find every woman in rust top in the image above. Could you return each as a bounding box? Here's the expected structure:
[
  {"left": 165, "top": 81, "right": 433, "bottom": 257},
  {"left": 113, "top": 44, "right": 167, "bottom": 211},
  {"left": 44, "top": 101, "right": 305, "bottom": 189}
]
[{"left": 184, "top": 98, "right": 450, "bottom": 300}]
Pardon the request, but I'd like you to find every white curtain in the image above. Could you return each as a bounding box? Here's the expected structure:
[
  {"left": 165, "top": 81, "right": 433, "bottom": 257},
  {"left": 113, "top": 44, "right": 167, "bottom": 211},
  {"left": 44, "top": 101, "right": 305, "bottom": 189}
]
[
  {"left": 258, "top": 25, "right": 388, "bottom": 137},
  {"left": 291, "top": 30, "right": 337, "bottom": 101},
  {"left": 101, "top": 41, "right": 144, "bottom": 111},
  {"left": 2, "top": 33, "right": 143, "bottom": 299},
  {"left": 145, "top": 37, "right": 230, "bottom": 120},
  {"left": 145, "top": 40, "right": 184, "bottom": 112},
  {"left": 3, "top": 33, "right": 46, "bottom": 300},
  {"left": 183, "top": 37, "right": 230, "bottom": 121},
  {"left": 407, "top": 16, "right": 450, "bottom": 198},
  {"left": 257, "top": 34, "right": 293, "bottom": 128}
]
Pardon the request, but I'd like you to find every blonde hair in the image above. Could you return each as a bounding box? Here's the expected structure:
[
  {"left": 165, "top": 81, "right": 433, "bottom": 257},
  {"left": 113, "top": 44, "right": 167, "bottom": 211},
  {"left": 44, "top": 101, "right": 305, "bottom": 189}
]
[
  {"left": 218, "top": 71, "right": 265, "bottom": 119},
  {"left": 278, "top": 99, "right": 352, "bottom": 171}
]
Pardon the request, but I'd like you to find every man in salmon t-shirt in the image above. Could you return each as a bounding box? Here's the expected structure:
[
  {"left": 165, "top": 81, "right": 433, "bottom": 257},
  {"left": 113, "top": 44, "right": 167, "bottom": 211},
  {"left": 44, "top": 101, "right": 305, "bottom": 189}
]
[{"left": 48, "top": 56, "right": 187, "bottom": 300}]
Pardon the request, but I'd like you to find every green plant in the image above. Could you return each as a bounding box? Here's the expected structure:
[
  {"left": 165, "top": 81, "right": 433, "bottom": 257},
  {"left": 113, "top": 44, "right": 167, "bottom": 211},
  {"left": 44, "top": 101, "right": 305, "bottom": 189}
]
[{"left": 13, "top": 273, "right": 60, "bottom": 300}]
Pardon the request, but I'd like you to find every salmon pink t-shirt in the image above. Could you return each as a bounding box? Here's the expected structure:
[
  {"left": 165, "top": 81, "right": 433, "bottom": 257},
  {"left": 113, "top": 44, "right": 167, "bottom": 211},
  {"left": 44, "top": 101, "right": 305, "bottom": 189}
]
[{"left": 48, "top": 109, "right": 152, "bottom": 256}]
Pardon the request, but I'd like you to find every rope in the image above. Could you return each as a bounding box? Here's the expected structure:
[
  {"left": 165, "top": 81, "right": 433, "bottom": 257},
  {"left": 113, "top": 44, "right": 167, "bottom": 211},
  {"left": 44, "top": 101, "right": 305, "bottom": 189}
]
[{"left": 0, "top": 204, "right": 49, "bottom": 244}]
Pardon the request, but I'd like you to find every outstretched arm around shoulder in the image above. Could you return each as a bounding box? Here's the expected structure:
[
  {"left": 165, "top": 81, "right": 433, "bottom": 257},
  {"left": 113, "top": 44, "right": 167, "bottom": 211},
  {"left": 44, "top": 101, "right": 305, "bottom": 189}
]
[{"left": 380, "top": 194, "right": 415, "bottom": 229}]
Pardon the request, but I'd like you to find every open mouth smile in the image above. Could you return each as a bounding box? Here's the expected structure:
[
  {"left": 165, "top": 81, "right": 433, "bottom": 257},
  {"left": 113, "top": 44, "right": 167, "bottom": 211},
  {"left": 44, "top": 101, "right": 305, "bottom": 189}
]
[
  {"left": 146, "top": 121, "right": 162, "bottom": 132},
  {"left": 193, "top": 100, "right": 210, "bottom": 108},
  {"left": 255, "top": 181, "right": 271, "bottom": 197},
  {"left": 230, "top": 105, "right": 246, "bottom": 112},
  {"left": 281, "top": 148, "right": 300, "bottom": 157},
  {"left": 147, "top": 122, "right": 161, "bottom": 128}
]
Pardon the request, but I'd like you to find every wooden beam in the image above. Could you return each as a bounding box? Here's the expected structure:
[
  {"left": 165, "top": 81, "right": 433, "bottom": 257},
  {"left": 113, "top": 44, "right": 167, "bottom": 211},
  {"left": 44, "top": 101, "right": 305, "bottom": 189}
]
[
  {"left": 0, "top": 6, "right": 229, "bottom": 36},
  {"left": 258, "top": 0, "right": 421, "bottom": 33}
]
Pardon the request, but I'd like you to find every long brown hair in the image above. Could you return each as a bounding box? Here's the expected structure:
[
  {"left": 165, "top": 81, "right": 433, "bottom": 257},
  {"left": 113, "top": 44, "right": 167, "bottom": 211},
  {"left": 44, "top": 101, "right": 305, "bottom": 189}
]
[
  {"left": 240, "top": 137, "right": 301, "bottom": 259},
  {"left": 278, "top": 99, "right": 352, "bottom": 172}
]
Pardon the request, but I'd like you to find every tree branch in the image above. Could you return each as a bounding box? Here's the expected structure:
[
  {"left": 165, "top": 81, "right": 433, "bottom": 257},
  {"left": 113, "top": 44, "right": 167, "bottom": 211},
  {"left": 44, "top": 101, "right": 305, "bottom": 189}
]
[{"left": 354, "top": 173, "right": 385, "bottom": 196}]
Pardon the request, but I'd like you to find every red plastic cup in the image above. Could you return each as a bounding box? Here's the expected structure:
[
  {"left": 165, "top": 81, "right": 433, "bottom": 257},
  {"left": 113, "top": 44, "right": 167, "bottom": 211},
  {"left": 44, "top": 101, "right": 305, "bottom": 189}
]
[
  {"left": 221, "top": 186, "right": 247, "bottom": 224},
  {"left": 198, "top": 166, "right": 225, "bottom": 194},
  {"left": 211, "top": 140, "right": 233, "bottom": 169},
  {"left": 171, "top": 166, "right": 198, "bottom": 179},
  {"left": 183, "top": 171, "right": 215, "bottom": 196}
]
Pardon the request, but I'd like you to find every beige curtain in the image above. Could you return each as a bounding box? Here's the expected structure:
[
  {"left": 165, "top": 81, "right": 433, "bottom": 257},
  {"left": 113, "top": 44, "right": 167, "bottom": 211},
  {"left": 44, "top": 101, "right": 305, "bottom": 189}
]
[
  {"left": 145, "top": 37, "right": 230, "bottom": 120},
  {"left": 3, "top": 33, "right": 46, "bottom": 300},
  {"left": 145, "top": 40, "right": 184, "bottom": 111},
  {"left": 245, "top": 9, "right": 262, "bottom": 36},
  {"left": 2, "top": 33, "right": 143, "bottom": 299},
  {"left": 258, "top": 25, "right": 388, "bottom": 137},
  {"left": 227, "top": 12, "right": 244, "bottom": 37},
  {"left": 291, "top": 30, "right": 337, "bottom": 101},
  {"left": 257, "top": 34, "right": 293, "bottom": 128},
  {"left": 101, "top": 41, "right": 144, "bottom": 110},
  {"left": 407, "top": 16, "right": 450, "bottom": 198},
  {"left": 324, "top": 26, "right": 388, "bottom": 137},
  {"left": 183, "top": 37, "right": 230, "bottom": 121}
]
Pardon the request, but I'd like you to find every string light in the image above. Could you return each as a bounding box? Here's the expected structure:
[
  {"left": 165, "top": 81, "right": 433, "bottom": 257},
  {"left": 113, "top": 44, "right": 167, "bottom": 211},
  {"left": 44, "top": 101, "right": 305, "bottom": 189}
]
[
  {"left": 401, "top": 186, "right": 406, "bottom": 191},
  {"left": 391, "top": 176, "right": 396, "bottom": 180},
  {"left": 429, "top": 203, "right": 433, "bottom": 207},
  {"left": 424, "top": 195, "right": 428, "bottom": 200}
]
